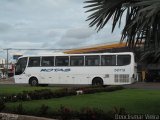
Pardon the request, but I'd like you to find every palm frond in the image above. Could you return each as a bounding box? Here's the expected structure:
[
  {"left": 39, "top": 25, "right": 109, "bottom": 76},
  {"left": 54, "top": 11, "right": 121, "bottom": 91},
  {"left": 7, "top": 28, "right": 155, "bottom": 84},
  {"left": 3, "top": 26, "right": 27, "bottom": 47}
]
[{"left": 84, "top": 0, "right": 160, "bottom": 62}]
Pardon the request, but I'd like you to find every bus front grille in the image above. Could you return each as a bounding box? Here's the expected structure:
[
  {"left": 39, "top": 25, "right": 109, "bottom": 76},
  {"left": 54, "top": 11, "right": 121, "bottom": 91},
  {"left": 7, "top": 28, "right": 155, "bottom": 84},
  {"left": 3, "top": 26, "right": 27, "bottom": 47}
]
[{"left": 114, "top": 74, "right": 129, "bottom": 83}]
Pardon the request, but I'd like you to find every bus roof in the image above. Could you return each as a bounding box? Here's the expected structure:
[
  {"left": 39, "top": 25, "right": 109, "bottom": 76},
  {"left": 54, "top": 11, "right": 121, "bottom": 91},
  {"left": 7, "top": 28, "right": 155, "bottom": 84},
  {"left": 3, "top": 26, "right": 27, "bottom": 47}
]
[{"left": 19, "top": 52, "right": 134, "bottom": 58}]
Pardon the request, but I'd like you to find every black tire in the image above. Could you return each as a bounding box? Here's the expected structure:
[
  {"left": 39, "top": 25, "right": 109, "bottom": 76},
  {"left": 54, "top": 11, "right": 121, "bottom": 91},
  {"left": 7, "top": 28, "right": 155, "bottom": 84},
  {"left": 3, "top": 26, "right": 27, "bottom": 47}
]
[
  {"left": 92, "top": 77, "right": 103, "bottom": 86},
  {"left": 30, "top": 78, "right": 38, "bottom": 86}
]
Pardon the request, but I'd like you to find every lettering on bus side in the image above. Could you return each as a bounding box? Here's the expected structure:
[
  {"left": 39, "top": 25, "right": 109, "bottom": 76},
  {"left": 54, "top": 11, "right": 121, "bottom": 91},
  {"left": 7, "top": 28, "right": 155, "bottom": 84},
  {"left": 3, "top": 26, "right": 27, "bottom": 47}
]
[
  {"left": 40, "top": 68, "right": 71, "bottom": 72},
  {"left": 114, "top": 69, "right": 125, "bottom": 72}
]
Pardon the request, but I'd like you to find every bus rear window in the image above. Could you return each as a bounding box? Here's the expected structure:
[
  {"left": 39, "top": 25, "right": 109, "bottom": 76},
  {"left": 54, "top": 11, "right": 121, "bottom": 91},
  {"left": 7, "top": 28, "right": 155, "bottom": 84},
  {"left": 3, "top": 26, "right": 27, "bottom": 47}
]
[
  {"left": 117, "top": 55, "right": 131, "bottom": 66},
  {"left": 70, "top": 56, "right": 84, "bottom": 66},
  {"left": 28, "top": 57, "right": 40, "bottom": 67},
  {"left": 85, "top": 55, "right": 100, "bottom": 66},
  {"left": 41, "top": 57, "right": 54, "bottom": 66},
  {"left": 101, "top": 55, "right": 116, "bottom": 66},
  {"left": 55, "top": 56, "right": 69, "bottom": 66}
]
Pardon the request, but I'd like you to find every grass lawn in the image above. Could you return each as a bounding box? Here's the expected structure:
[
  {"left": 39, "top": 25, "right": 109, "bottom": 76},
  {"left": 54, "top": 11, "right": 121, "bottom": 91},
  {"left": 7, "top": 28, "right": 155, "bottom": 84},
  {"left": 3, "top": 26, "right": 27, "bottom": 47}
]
[
  {"left": 0, "top": 85, "right": 62, "bottom": 95},
  {"left": 5, "top": 88, "right": 160, "bottom": 114}
]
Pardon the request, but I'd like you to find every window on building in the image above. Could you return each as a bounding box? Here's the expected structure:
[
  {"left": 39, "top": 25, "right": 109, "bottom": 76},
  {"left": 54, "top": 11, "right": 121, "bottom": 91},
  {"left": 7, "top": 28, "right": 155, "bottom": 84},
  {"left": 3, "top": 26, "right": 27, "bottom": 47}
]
[
  {"left": 28, "top": 57, "right": 40, "bottom": 67},
  {"left": 70, "top": 56, "right": 84, "bottom": 66},
  {"left": 117, "top": 55, "right": 131, "bottom": 66},
  {"left": 55, "top": 56, "right": 69, "bottom": 66},
  {"left": 41, "top": 57, "right": 54, "bottom": 66},
  {"left": 101, "top": 55, "right": 116, "bottom": 66},
  {"left": 85, "top": 55, "right": 100, "bottom": 66}
]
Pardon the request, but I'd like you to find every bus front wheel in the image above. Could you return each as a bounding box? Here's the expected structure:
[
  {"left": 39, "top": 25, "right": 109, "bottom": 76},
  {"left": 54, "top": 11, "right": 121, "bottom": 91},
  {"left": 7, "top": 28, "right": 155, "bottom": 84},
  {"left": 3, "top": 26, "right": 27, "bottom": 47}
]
[
  {"left": 92, "top": 77, "right": 103, "bottom": 86},
  {"left": 29, "top": 77, "right": 38, "bottom": 86}
]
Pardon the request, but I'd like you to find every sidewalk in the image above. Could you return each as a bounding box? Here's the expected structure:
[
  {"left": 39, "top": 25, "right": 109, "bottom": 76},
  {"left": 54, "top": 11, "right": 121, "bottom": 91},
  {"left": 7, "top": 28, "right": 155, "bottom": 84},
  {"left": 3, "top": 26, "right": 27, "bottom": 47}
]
[{"left": 0, "top": 113, "right": 56, "bottom": 120}]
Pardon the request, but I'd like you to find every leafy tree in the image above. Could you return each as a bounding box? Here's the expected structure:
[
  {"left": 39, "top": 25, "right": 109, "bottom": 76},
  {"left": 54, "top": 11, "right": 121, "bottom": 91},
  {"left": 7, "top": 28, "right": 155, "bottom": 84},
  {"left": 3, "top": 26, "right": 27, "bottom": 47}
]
[{"left": 84, "top": 0, "right": 160, "bottom": 62}]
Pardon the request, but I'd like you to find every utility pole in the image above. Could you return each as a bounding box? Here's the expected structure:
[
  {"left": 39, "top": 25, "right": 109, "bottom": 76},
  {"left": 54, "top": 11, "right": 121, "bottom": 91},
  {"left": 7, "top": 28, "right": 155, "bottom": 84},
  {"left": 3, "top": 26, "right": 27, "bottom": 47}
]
[
  {"left": 3, "top": 48, "right": 70, "bottom": 79},
  {"left": 6, "top": 49, "right": 9, "bottom": 78},
  {"left": 3, "top": 48, "right": 11, "bottom": 79}
]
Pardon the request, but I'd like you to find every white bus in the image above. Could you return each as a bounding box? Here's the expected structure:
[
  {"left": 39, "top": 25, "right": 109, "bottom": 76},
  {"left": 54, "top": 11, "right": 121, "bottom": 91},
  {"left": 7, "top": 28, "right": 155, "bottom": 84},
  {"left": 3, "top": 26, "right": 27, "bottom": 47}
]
[{"left": 14, "top": 52, "right": 138, "bottom": 86}]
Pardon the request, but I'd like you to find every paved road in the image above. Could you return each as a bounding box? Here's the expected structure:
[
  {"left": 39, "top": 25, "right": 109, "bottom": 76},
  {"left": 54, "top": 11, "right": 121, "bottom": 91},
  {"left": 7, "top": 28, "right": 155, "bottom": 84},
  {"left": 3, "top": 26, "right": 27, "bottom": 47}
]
[
  {"left": 123, "top": 82, "right": 160, "bottom": 90},
  {"left": 0, "top": 77, "right": 15, "bottom": 84},
  {"left": 1, "top": 78, "right": 160, "bottom": 90}
]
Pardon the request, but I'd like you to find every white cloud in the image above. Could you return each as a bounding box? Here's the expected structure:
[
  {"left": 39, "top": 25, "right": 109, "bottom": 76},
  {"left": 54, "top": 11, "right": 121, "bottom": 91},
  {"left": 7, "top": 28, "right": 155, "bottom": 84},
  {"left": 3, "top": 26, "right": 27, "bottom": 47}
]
[
  {"left": 0, "top": 0, "right": 124, "bottom": 58},
  {"left": 0, "top": 22, "right": 13, "bottom": 33},
  {"left": 63, "top": 27, "right": 95, "bottom": 39}
]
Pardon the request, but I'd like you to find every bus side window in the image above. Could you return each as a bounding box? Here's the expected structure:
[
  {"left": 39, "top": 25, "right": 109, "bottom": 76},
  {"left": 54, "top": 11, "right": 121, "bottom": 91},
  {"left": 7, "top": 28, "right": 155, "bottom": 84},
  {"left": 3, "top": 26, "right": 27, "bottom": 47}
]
[
  {"left": 85, "top": 55, "right": 100, "bottom": 66},
  {"left": 41, "top": 57, "right": 54, "bottom": 66},
  {"left": 28, "top": 57, "right": 40, "bottom": 67},
  {"left": 117, "top": 55, "right": 131, "bottom": 66},
  {"left": 55, "top": 56, "right": 69, "bottom": 66},
  {"left": 70, "top": 56, "right": 84, "bottom": 66},
  {"left": 101, "top": 55, "right": 116, "bottom": 66}
]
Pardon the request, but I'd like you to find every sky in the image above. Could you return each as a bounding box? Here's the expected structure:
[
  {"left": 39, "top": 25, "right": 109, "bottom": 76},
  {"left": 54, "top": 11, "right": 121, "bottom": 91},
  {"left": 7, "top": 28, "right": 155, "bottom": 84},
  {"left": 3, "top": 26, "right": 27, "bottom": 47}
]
[{"left": 0, "top": 0, "right": 124, "bottom": 59}]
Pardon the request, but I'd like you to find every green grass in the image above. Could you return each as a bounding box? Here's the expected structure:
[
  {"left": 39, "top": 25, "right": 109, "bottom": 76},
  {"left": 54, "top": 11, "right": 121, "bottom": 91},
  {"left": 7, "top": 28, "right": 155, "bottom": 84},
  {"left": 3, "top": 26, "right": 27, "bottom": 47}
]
[
  {"left": 0, "top": 85, "right": 62, "bottom": 95},
  {"left": 5, "top": 89, "right": 160, "bottom": 114}
]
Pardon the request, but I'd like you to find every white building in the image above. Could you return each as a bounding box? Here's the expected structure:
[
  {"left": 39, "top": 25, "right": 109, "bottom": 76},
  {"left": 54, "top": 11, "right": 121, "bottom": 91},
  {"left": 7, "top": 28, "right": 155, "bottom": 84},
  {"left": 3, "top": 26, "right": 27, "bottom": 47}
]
[{"left": 0, "top": 58, "right": 5, "bottom": 65}]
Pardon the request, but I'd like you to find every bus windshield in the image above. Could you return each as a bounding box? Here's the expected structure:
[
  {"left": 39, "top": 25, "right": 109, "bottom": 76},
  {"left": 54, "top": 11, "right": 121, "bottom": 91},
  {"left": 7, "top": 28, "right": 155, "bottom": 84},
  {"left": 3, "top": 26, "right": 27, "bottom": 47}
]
[{"left": 15, "top": 57, "right": 27, "bottom": 75}]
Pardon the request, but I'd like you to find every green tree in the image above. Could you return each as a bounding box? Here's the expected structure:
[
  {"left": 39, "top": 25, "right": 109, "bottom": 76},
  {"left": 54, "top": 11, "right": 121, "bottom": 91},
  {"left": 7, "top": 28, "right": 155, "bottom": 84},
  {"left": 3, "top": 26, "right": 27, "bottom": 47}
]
[{"left": 84, "top": 0, "right": 160, "bottom": 62}]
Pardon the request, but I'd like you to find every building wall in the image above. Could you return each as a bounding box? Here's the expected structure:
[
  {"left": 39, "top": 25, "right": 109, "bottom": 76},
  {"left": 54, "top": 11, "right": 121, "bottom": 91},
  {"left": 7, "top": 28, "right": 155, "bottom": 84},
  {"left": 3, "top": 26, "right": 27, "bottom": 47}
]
[{"left": 0, "top": 58, "right": 5, "bottom": 64}]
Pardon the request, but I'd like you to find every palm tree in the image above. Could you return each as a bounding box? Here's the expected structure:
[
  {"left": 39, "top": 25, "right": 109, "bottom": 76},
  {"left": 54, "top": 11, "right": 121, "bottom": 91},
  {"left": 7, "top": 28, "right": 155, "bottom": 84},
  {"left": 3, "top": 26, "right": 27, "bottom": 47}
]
[{"left": 84, "top": 0, "right": 160, "bottom": 62}]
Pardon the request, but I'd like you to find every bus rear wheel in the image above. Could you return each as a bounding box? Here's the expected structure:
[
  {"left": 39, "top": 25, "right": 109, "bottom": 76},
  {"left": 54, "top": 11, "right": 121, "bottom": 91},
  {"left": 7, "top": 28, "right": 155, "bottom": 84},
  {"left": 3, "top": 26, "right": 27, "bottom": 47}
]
[
  {"left": 29, "top": 77, "right": 38, "bottom": 86},
  {"left": 92, "top": 77, "right": 103, "bottom": 86}
]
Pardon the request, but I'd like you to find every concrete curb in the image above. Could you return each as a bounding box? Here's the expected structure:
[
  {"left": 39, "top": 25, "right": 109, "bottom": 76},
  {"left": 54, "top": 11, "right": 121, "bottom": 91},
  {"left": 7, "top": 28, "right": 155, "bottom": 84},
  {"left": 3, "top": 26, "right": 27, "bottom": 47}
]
[{"left": 0, "top": 113, "right": 56, "bottom": 120}]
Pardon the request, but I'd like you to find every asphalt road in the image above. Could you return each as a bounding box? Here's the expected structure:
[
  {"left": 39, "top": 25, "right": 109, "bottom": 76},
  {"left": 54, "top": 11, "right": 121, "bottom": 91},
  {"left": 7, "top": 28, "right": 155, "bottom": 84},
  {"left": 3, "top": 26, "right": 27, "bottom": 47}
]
[
  {"left": 123, "top": 82, "right": 160, "bottom": 90},
  {"left": 1, "top": 78, "right": 160, "bottom": 89},
  {"left": 0, "top": 77, "right": 15, "bottom": 84}
]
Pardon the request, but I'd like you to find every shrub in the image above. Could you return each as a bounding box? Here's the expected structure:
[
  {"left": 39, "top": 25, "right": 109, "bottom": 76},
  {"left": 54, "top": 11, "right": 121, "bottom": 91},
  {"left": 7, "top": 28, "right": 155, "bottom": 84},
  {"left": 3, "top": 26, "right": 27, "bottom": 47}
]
[
  {"left": 28, "top": 89, "right": 53, "bottom": 100},
  {"left": 0, "top": 86, "right": 124, "bottom": 103},
  {"left": 53, "top": 88, "right": 76, "bottom": 98},
  {"left": 20, "top": 91, "right": 32, "bottom": 101},
  {"left": 79, "top": 86, "right": 124, "bottom": 94},
  {"left": 11, "top": 94, "right": 18, "bottom": 102},
  {"left": 79, "top": 107, "right": 106, "bottom": 120},
  {"left": 58, "top": 106, "right": 73, "bottom": 120},
  {"left": 3, "top": 103, "right": 126, "bottom": 120},
  {"left": 0, "top": 98, "right": 5, "bottom": 112},
  {"left": 105, "top": 86, "right": 124, "bottom": 92}
]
